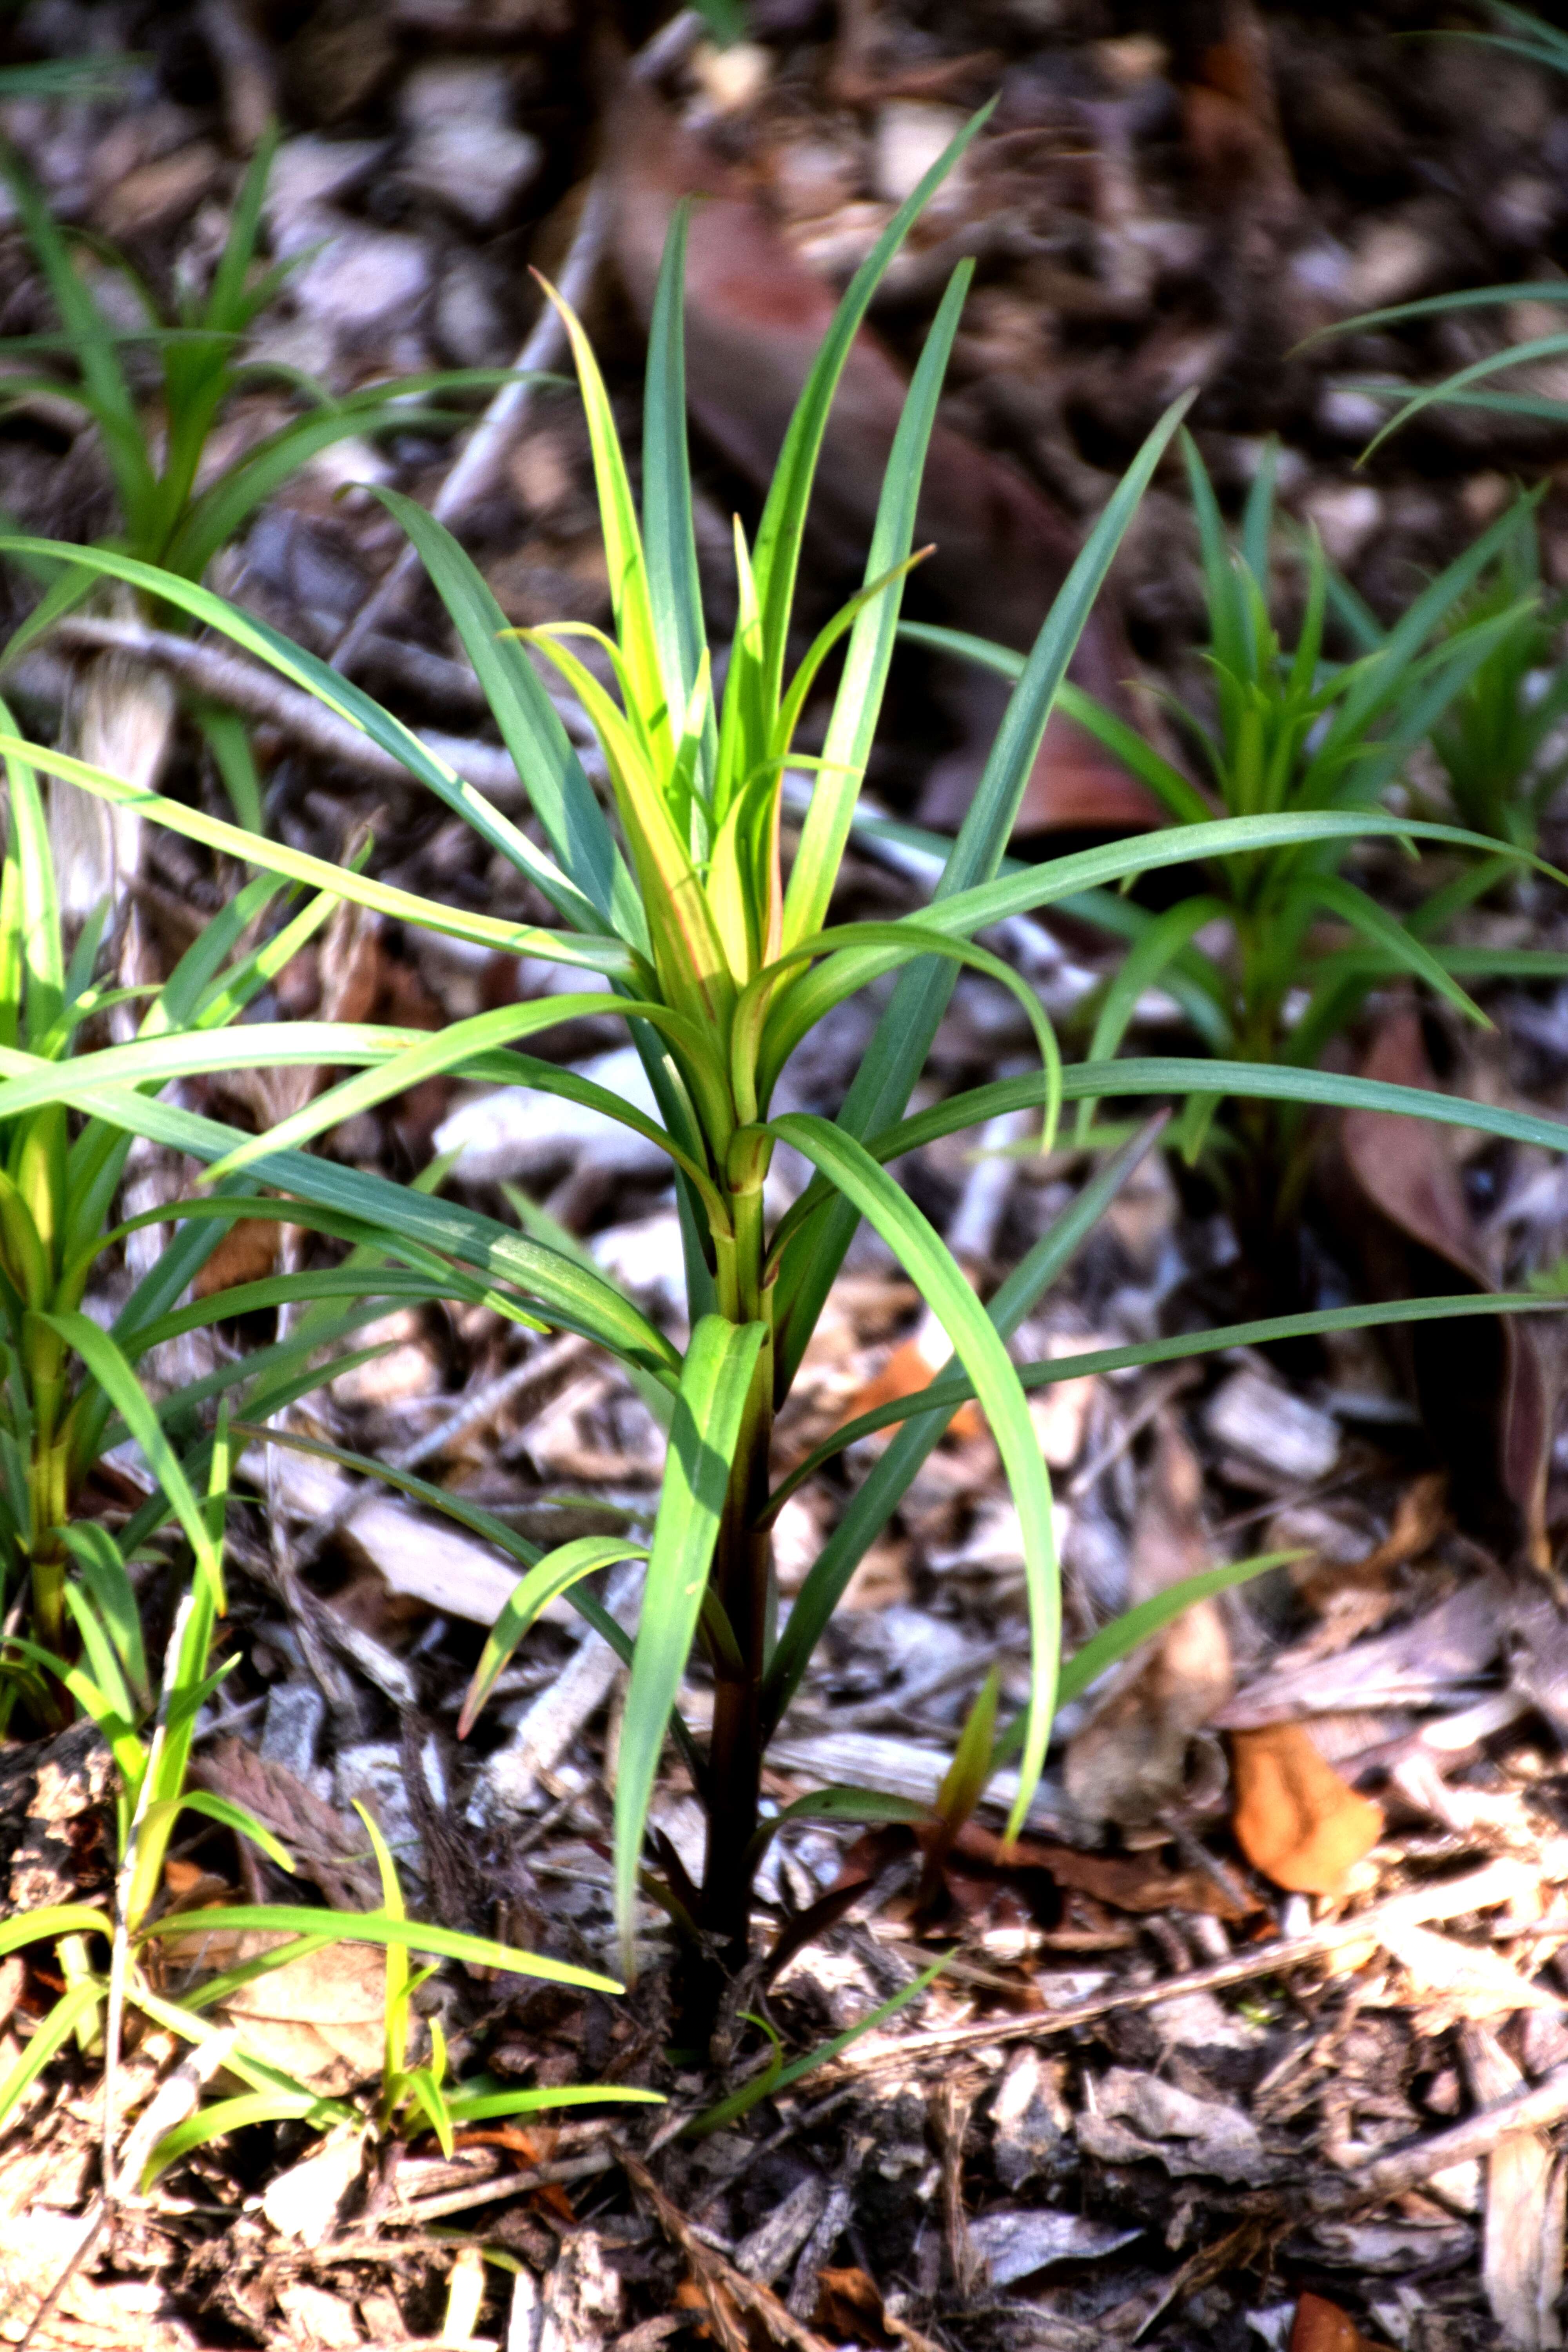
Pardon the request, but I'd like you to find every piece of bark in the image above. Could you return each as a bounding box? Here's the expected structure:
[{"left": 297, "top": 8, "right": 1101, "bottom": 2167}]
[
  {"left": 1218, "top": 1573, "right": 1504, "bottom": 1728},
  {"left": 604, "top": 82, "right": 1160, "bottom": 838},
  {"left": 1462, "top": 2024, "right": 1566, "bottom": 2351}
]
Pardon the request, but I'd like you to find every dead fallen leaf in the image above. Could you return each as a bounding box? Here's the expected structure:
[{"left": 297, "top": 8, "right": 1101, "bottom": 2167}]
[
  {"left": 607, "top": 83, "right": 1160, "bottom": 839},
  {"left": 1078, "top": 2066, "right": 1273, "bottom": 2182},
  {"left": 262, "top": 2125, "right": 367, "bottom": 2247},
  {"left": 189, "top": 1736, "right": 382, "bottom": 1910},
  {"left": 837, "top": 1331, "right": 984, "bottom": 1446},
  {"left": 164, "top": 1930, "right": 385, "bottom": 2093},
  {"left": 814, "top": 2268, "right": 895, "bottom": 2348},
  {"left": 1383, "top": 1921, "right": 1565, "bottom": 2029},
  {"left": 1218, "top": 1573, "right": 1504, "bottom": 1729},
  {"left": 1065, "top": 1416, "right": 1233, "bottom": 1828},
  {"left": 1338, "top": 1004, "right": 1554, "bottom": 1563},
  {"left": 193, "top": 1215, "right": 281, "bottom": 1298},
  {"left": 1289, "top": 2294, "right": 1385, "bottom": 2352},
  {"left": 952, "top": 1821, "right": 1253, "bottom": 1920},
  {"left": 1229, "top": 1722, "right": 1383, "bottom": 1894},
  {"left": 275, "top": 2280, "right": 361, "bottom": 2350},
  {"left": 1181, "top": 0, "right": 1302, "bottom": 228}
]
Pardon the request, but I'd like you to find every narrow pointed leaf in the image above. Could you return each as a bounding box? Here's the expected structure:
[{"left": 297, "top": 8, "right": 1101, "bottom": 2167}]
[
  {"left": 770, "top": 1114, "right": 1055, "bottom": 1843},
  {"left": 615, "top": 1315, "right": 765, "bottom": 1974}
]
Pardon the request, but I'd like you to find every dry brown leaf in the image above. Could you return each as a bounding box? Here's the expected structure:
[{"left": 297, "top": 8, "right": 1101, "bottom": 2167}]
[
  {"left": 1289, "top": 2293, "right": 1385, "bottom": 2352},
  {"left": 1230, "top": 1722, "right": 1383, "bottom": 1894},
  {"left": 1065, "top": 1417, "right": 1232, "bottom": 1828},
  {"left": 189, "top": 1736, "right": 382, "bottom": 1910},
  {"left": 1339, "top": 1005, "right": 1553, "bottom": 1563},
  {"left": 193, "top": 1216, "right": 281, "bottom": 1299},
  {"left": 952, "top": 1822, "right": 1253, "bottom": 1919},
  {"left": 262, "top": 2126, "right": 367, "bottom": 2247},
  {"left": 837, "top": 1334, "right": 984, "bottom": 1446},
  {"left": 813, "top": 2267, "right": 895, "bottom": 2348},
  {"left": 165, "top": 1931, "right": 386, "bottom": 2092},
  {"left": 1181, "top": 0, "right": 1302, "bottom": 227},
  {"left": 1383, "top": 1922, "right": 1564, "bottom": 2028}
]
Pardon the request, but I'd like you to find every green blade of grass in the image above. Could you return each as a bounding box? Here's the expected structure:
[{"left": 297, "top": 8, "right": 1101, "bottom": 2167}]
[
  {"left": 0, "top": 541, "right": 609, "bottom": 934},
  {"left": 444, "top": 2083, "right": 664, "bottom": 2122},
  {"left": 1056, "top": 1550, "right": 1303, "bottom": 1707},
  {"left": 31, "top": 1077, "right": 685, "bottom": 1377},
  {"left": 870, "top": 1053, "right": 1568, "bottom": 1165},
  {"left": 135, "top": 1904, "right": 622, "bottom": 1992},
  {"left": 1305, "top": 873, "right": 1486, "bottom": 1025},
  {"left": 0, "top": 141, "right": 154, "bottom": 523},
  {"left": 0, "top": 1979, "right": 102, "bottom": 2135},
  {"left": 769, "top": 809, "right": 1552, "bottom": 1058},
  {"left": 642, "top": 200, "right": 712, "bottom": 801},
  {"left": 365, "top": 488, "right": 640, "bottom": 942},
  {"left": 458, "top": 1535, "right": 650, "bottom": 1739},
  {"left": 0, "top": 721, "right": 628, "bottom": 972},
  {"left": 686, "top": 1955, "right": 950, "bottom": 2139},
  {"left": 899, "top": 624, "right": 1216, "bottom": 828},
  {"left": 44, "top": 1311, "right": 224, "bottom": 1607}
]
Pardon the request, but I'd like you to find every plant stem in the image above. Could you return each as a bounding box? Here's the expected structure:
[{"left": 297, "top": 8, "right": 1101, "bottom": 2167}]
[{"left": 696, "top": 1165, "right": 775, "bottom": 1980}]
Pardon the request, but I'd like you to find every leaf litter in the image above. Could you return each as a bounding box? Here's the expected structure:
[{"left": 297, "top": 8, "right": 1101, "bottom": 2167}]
[{"left": 9, "top": 2, "right": 1568, "bottom": 2348}]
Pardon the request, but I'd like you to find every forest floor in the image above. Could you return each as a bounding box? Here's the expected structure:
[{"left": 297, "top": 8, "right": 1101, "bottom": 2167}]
[{"left": 6, "top": 2, "right": 1568, "bottom": 2348}]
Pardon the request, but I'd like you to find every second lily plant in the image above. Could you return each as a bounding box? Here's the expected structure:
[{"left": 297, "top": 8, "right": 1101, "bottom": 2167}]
[{"left": 4, "top": 120, "right": 1563, "bottom": 2005}]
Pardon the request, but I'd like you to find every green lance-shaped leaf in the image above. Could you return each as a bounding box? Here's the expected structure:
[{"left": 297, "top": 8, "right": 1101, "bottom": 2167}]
[
  {"left": 769, "top": 808, "right": 1557, "bottom": 1062},
  {"left": 0, "top": 721, "right": 630, "bottom": 976},
  {"left": 0, "top": 539, "right": 609, "bottom": 934},
  {"left": 782, "top": 260, "right": 975, "bottom": 951},
  {"left": 135, "top": 1904, "right": 622, "bottom": 1994},
  {"left": 642, "top": 200, "right": 712, "bottom": 799},
  {"left": 1054, "top": 1550, "right": 1302, "bottom": 1710},
  {"left": 769, "top": 1114, "right": 1056, "bottom": 1844},
  {"left": 614, "top": 1315, "right": 766, "bottom": 1976},
  {"left": 199, "top": 994, "right": 720, "bottom": 1191},
  {"left": 771, "top": 390, "right": 1194, "bottom": 1392},
  {"left": 761, "top": 1115, "right": 1167, "bottom": 1732},
  {"left": 459, "top": 1535, "right": 650, "bottom": 1739},
  {"left": 987, "top": 1546, "right": 1306, "bottom": 1786},
  {"left": 0, "top": 1978, "right": 103, "bottom": 2136},
  {"left": 368, "top": 487, "right": 639, "bottom": 944},
  {"left": 872, "top": 1053, "right": 1568, "bottom": 1166},
  {"left": 0, "top": 1059, "right": 681, "bottom": 1380},
  {"left": 43, "top": 1311, "right": 225, "bottom": 1609},
  {"left": 777, "top": 1291, "right": 1560, "bottom": 1499},
  {"left": 750, "top": 109, "right": 992, "bottom": 715},
  {"left": 443, "top": 2082, "right": 664, "bottom": 2123}
]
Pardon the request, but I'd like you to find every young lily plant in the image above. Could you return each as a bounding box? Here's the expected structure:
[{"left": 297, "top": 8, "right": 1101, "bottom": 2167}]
[
  {"left": 0, "top": 1423, "right": 655, "bottom": 2181},
  {"left": 0, "top": 125, "right": 530, "bottom": 826},
  {"left": 7, "top": 127, "right": 1568, "bottom": 2013},
  {"left": 0, "top": 719, "right": 528, "bottom": 1728},
  {"left": 909, "top": 436, "right": 1568, "bottom": 1235}
]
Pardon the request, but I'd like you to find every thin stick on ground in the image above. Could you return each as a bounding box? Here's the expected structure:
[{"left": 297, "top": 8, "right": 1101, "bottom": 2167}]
[
  {"left": 329, "top": 176, "right": 614, "bottom": 678},
  {"left": 809, "top": 1858, "right": 1541, "bottom": 2079}
]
